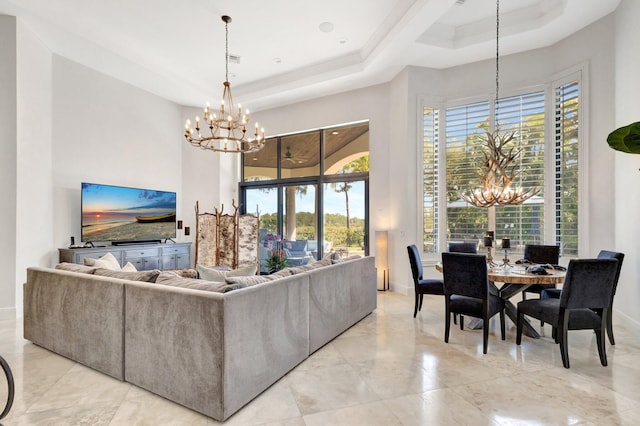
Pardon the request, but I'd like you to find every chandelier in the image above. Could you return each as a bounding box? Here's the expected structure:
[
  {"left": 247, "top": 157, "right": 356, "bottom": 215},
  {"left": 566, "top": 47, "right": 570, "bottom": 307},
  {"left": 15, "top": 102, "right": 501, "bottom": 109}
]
[
  {"left": 460, "top": 0, "right": 539, "bottom": 208},
  {"left": 184, "top": 15, "right": 265, "bottom": 153}
]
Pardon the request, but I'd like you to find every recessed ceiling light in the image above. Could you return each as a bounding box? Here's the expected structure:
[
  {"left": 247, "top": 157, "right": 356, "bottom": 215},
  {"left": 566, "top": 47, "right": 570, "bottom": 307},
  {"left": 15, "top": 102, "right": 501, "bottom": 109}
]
[
  {"left": 273, "top": 57, "right": 282, "bottom": 63},
  {"left": 319, "top": 22, "right": 334, "bottom": 33},
  {"left": 338, "top": 38, "right": 347, "bottom": 44},
  {"left": 331, "top": 131, "right": 339, "bottom": 135}
]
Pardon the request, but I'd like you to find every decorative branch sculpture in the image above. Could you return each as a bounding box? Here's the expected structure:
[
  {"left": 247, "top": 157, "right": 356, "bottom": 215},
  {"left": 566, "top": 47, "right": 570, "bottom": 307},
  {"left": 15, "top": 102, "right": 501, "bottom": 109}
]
[{"left": 461, "top": 130, "right": 539, "bottom": 208}]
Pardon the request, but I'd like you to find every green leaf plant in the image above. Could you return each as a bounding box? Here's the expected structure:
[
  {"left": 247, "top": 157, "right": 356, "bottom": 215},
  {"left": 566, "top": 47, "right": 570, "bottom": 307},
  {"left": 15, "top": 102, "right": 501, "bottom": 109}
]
[{"left": 607, "top": 122, "right": 640, "bottom": 154}]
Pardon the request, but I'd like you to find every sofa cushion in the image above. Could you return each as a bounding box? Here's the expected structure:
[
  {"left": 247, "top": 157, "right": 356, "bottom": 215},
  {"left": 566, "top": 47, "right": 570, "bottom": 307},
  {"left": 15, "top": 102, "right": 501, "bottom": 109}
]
[
  {"left": 84, "top": 252, "right": 121, "bottom": 270},
  {"left": 225, "top": 275, "right": 270, "bottom": 287},
  {"left": 264, "top": 269, "right": 293, "bottom": 280},
  {"left": 165, "top": 268, "right": 198, "bottom": 279},
  {"left": 197, "top": 264, "right": 257, "bottom": 282},
  {"left": 55, "top": 262, "right": 97, "bottom": 274},
  {"left": 287, "top": 258, "right": 333, "bottom": 274},
  {"left": 156, "top": 271, "right": 240, "bottom": 293},
  {"left": 332, "top": 255, "right": 362, "bottom": 264},
  {"left": 93, "top": 268, "right": 161, "bottom": 283}
]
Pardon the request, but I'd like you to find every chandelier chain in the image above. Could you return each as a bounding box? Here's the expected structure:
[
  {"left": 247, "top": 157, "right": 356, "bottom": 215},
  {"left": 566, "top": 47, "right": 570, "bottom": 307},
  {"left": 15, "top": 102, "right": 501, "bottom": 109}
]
[{"left": 225, "top": 18, "right": 229, "bottom": 83}]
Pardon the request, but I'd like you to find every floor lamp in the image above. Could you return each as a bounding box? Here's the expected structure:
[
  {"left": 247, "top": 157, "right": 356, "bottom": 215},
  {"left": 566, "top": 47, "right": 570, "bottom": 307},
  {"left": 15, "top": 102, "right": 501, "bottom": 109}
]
[{"left": 375, "top": 230, "right": 389, "bottom": 291}]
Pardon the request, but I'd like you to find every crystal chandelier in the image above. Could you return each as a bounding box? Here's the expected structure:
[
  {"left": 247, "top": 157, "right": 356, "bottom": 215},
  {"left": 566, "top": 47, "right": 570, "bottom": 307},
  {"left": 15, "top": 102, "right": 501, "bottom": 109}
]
[
  {"left": 461, "top": 0, "right": 538, "bottom": 208},
  {"left": 184, "top": 16, "right": 265, "bottom": 153}
]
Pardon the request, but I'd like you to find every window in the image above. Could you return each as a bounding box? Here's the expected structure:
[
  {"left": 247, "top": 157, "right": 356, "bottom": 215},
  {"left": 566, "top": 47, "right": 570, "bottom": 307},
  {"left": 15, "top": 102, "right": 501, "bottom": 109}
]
[
  {"left": 444, "top": 100, "right": 490, "bottom": 247},
  {"left": 555, "top": 81, "right": 580, "bottom": 256},
  {"left": 241, "top": 122, "right": 370, "bottom": 272},
  {"left": 422, "top": 107, "right": 439, "bottom": 253},
  {"left": 494, "top": 92, "right": 546, "bottom": 248},
  {"left": 422, "top": 77, "right": 581, "bottom": 257}
]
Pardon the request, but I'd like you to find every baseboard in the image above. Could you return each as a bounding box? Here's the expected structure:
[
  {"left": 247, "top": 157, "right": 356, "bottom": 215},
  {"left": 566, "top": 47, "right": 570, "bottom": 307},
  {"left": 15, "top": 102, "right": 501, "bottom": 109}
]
[
  {"left": 389, "top": 281, "right": 411, "bottom": 296},
  {"left": 0, "top": 307, "right": 16, "bottom": 320},
  {"left": 614, "top": 309, "right": 640, "bottom": 340}
]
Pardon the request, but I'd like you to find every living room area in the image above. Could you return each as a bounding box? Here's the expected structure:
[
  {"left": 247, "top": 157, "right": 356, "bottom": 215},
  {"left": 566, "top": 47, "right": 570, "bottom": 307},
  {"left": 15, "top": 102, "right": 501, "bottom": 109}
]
[{"left": 2, "top": 0, "right": 640, "bottom": 424}]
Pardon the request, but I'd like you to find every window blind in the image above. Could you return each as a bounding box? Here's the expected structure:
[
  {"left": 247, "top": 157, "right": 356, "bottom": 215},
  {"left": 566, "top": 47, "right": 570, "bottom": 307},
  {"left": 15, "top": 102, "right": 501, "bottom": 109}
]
[
  {"left": 555, "top": 81, "right": 580, "bottom": 256},
  {"left": 422, "top": 107, "right": 439, "bottom": 253},
  {"left": 444, "top": 101, "right": 490, "bottom": 243},
  {"left": 494, "top": 91, "right": 546, "bottom": 249}
]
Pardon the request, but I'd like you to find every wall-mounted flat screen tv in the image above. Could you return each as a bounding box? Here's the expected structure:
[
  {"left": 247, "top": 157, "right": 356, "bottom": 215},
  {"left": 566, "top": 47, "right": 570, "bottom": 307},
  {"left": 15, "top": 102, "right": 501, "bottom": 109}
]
[{"left": 81, "top": 182, "right": 177, "bottom": 243}]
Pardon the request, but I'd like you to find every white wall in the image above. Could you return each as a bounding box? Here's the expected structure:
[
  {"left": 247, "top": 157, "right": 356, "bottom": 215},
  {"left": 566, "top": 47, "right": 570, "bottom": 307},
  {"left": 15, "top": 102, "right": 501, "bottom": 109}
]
[
  {"left": 614, "top": 0, "right": 640, "bottom": 331},
  {"left": 51, "top": 56, "right": 184, "bottom": 251},
  {"left": 0, "top": 15, "right": 17, "bottom": 319},
  {"left": 14, "top": 19, "right": 53, "bottom": 317}
]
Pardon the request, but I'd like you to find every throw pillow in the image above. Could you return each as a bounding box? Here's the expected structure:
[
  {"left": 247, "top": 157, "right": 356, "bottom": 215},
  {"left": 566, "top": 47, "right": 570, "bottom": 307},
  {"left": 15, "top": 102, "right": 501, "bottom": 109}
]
[
  {"left": 93, "top": 268, "right": 161, "bottom": 283},
  {"left": 84, "top": 252, "right": 121, "bottom": 270},
  {"left": 156, "top": 271, "right": 239, "bottom": 293},
  {"left": 55, "top": 262, "right": 97, "bottom": 274},
  {"left": 122, "top": 262, "right": 137, "bottom": 272},
  {"left": 197, "top": 263, "right": 258, "bottom": 282}
]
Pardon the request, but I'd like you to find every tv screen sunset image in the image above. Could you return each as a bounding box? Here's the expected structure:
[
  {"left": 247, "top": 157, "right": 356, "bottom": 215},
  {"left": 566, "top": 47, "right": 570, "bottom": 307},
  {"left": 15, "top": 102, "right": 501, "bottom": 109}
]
[{"left": 81, "top": 183, "right": 176, "bottom": 242}]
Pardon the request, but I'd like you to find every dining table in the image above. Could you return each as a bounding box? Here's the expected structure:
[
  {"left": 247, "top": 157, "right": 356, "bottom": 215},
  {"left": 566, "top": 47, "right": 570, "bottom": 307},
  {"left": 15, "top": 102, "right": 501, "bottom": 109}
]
[{"left": 435, "top": 263, "right": 566, "bottom": 338}]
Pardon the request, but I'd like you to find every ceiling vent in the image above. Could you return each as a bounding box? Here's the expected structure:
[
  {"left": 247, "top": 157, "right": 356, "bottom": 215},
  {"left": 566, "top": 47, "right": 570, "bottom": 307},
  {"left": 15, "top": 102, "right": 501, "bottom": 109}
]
[
  {"left": 456, "top": 0, "right": 466, "bottom": 4},
  {"left": 228, "top": 54, "right": 241, "bottom": 64}
]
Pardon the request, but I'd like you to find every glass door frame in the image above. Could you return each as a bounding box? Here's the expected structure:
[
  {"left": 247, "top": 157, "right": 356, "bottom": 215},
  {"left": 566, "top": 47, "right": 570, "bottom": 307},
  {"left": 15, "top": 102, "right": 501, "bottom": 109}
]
[{"left": 240, "top": 173, "right": 370, "bottom": 259}]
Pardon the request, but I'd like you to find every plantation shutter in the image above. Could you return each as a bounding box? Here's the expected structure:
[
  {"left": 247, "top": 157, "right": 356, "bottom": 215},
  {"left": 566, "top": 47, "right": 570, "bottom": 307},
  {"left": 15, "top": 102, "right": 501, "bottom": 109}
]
[
  {"left": 494, "top": 91, "right": 546, "bottom": 249},
  {"left": 422, "top": 107, "right": 439, "bottom": 253},
  {"left": 554, "top": 81, "right": 580, "bottom": 256},
  {"left": 444, "top": 101, "right": 490, "bottom": 243}
]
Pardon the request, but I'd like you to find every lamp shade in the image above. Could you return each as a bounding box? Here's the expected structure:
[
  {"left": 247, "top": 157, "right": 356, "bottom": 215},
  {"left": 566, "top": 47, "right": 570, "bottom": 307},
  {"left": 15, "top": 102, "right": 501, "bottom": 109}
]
[{"left": 375, "top": 230, "right": 388, "bottom": 290}]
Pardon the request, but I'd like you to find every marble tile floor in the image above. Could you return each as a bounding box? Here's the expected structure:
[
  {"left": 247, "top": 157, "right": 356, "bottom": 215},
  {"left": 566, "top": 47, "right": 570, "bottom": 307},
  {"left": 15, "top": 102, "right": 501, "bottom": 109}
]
[{"left": 1, "top": 291, "right": 640, "bottom": 425}]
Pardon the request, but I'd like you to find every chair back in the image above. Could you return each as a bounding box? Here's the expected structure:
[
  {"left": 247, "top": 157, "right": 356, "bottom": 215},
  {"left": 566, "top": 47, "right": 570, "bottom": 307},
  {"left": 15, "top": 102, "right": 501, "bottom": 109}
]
[
  {"left": 597, "top": 250, "right": 624, "bottom": 294},
  {"left": 560, "top": 259, "right": 618, "bottom": 310},
  {"left": 448, "top": 242, "right": 478, "bottom": 254},
  {"left": 523, "top": 244, "right": 560, "bottom": 265},
  {"left": 407, "top": 245, "right": 423, "bottom": 284},
  {"left": 441, "top": 252, "right": 488, "bottom": 299}
]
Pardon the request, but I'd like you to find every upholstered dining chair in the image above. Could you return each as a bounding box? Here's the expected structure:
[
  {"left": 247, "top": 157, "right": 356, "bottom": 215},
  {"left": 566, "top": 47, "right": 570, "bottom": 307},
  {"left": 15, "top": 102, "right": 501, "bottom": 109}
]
[
  {"left": 542, "top": 250, "right": 625, "bottom": 345},
  {"left": 446, "top": 243, "right": 478, "bottom": 328},
  {"left": 407, "top": 245, "right": 445, "bottom": 318},
  {"left": 441, "top": 252, "right": 505, "bottom": 354},
  {"left": 516, "top": 258, "right": 619, "bottom": 368},
  {"left": 448, "top": 242, "right": 478, "bottom": 254},
  {"left": 521, "top": 244, "right": 560, "bottom": 300}
]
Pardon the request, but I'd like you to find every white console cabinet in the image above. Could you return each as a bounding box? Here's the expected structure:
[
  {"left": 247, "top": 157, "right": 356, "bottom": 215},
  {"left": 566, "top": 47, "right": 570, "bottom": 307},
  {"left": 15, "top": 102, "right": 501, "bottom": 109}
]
[{"left": 59, "top": 242, "right": 191, "bottom": 271}]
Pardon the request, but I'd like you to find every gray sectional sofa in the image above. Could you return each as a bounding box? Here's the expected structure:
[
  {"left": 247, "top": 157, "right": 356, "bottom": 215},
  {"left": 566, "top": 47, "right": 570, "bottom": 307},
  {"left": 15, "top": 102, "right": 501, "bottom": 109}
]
[{"left": 23, "top": 256, "right": 376, "bottom": 421}]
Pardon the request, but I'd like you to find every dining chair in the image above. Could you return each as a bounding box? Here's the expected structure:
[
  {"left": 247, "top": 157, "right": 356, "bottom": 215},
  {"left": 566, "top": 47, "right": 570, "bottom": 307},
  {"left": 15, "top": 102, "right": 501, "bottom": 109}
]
[
  {"left": 541, "top": 250, "right": 625, "bottom": 345},
  {"left": 407, "top": 245, "right": 445, "bottom": 318},
  {"left": 516, "top": 258, "right": 619, "bottom": 368},
  {"left": 444, "top": 242, "right": 478, "bottom": 327},
  {"left": 448, "top": 242, "right": 478, "bottom": 254},
  {"left": 521, "top": 244, "right": 560, "bottom": 300},
  {"left": 442, "top": 252, "right": 505, "bottom": 354}
]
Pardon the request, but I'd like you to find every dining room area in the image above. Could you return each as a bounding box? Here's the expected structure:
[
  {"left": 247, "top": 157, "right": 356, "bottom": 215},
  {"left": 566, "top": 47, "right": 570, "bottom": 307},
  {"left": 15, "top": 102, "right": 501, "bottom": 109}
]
[
  {"left": 410, "top": 238, "right": 625, "bottom": 360},
  {"left": 400, "top": 240, "right": 640, "bottom": 424}
]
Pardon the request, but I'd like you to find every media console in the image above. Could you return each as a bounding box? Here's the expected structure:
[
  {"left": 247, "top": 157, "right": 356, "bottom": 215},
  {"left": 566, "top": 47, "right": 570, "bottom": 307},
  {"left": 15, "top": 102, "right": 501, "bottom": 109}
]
[{"left": 59, "top": 242, "right": 192, "bottom": 271}]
